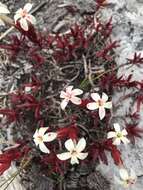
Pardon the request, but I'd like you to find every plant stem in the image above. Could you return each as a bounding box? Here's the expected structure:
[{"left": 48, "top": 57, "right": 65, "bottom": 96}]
[
  {"left": 0, "top": 15, "right": 14, "bottom": 26},
  {"left": 0, "top": 157, "right": 32, "bottom": 189},
  {"left": 0, "top": 27, "right": 14, "bottom": 41},
  {"left": 79, "top": 62, "right": 128, "bottom": 89}
]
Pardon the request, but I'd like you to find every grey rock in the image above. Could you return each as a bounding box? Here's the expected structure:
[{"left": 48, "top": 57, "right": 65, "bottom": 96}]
[{"left": 99, "top": 0, "right": 143, "bottom": 189}]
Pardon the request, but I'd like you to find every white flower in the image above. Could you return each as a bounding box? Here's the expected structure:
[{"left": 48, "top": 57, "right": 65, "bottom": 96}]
[
  {"left": 24, "top": 86, "right": 32, "bottom": 93},
  {"left": 87, "top": 92, "right": 112, "bottom": 120},
  {"left": 107, "top": 123, "right": 130, "bottom": 145},
  {"left": 114, "top": 168, "right": 137, "bottom": 188},
  {"left": 0, "top": 2, "right": 10, "bottom": 26},
  {"left": 33, "top": 127, "right": 57, "bottom": 153},
  {"left": 57, "top": 138, "right": 88, "bottom": 165},
  {"left": 14, "top": 3, "right": 36, "bottom": 31},
  {"left": 60, "top": 86, "right": 83, "bottom": 110}
]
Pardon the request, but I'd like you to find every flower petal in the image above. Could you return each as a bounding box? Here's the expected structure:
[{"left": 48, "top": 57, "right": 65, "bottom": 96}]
[
  {"left": 102, "top": 92, "right": 108, "bottom": 102},
  {"left": 15, "top": 8, "right": 23, "bottom": 14},
  {"left": 65, "top": 139, "right": 75, "bottom": 151},
  {"left": 43, "top": 132, "right": 57, "bottom": 142},
  {"left": 61, "top": 99, "right": 69, "bottom": 110},
  {"left": 87, "top": 102, "right": 99, "bottom": 110},
  {"left": 119, "top": 169, "right": 129, "bottom": 180},
  {"left": 24, "top": 3, "right": 33, "bottom": 12},
  {"left": 71, "top": 96, "right": 81, "bottom": 105},
  {"left": 72, "top": 89, "right": 83, "bottom": 96},
  {"left": 57, "top": 152, "right": 71, "bottom": 160},
  {"left": 70, "top": 156, "right": 79, "bottom": 165},
  {"left": 104, "top": 101, "right": 112, "bottom": 109},
  {"left": 33, "top": 129, "right": 39, "bottom": 138},
  {"left": 114, "top": 123, "right": 121, "bottom": 133},
  {"left": 60, "top": 91, "right": 67, "bottom": 98},
  {"left": 0, "top": 3, "right": 10, "bottom": 14},
  {"left": 14, "top": 13, "right": 21, "bottom": 22},
  {"left": 33, "top": 138, "right": 39, "bottom": 146},
  {"left": 113, "top": 138, "right": 121, "bottom": 146},
  {"left": 76, "top": 138, "right": 86, "bottom": 152},
  {"left": 26, "top": 14, "right": 36, "bottom": 25},
  {"left": 99, "top": 106, "right": 105, "bottom": 120},
  {"left": 77, "top": 152, "right": 88, "bottom": 160},
  {"left": 91, "top": 93, "right": 100, "bottom": 101},
  {"left": 39, "top": 143, "right": 50, "bottom": 153},
  {"left": 121, "top": 137, "right": 130, "bottom": 145},
  {"left": 19, "top": 18, "right": 29, "bottom": 31},
  {"left": 38, "top": 127, "right": 49, "bottom": 136},
  {"left": 107, "top": 131, "right": 116, "bottom": 139},
  {"left": 130, "top": 169, "right": 137, "bottom": 180},
  {"left": 66, "top": 86, "right": 73, "bottom": 93},
  {"left": 122, "top": 129, "right": 128, "bottom": 136},
  {"left": 114, "top": 175, "right": 124, "bottom": 185}
]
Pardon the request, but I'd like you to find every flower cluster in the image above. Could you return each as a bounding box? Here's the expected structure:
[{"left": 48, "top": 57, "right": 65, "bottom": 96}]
[{"left": 60, "top": 86, "right": 112, "bottom": 120}]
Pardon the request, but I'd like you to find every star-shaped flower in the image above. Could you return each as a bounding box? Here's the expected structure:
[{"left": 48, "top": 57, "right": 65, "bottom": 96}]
[
  {"left": 107, "top": 123, "right": 130, "bottom": 145},
  {"left": 14, "top": 3, "right": 36, "bottom": 31},
  {"left": 0, "top": 2, "right": 10, "bottom": 26},
  {"left": 114, "top": 168, "right": 137, "bottom": 188},
  {"left": 57, "top": 138, "right": 88, "bottom": 165},
  {"left": 60, "top": 86, "right": 83, "bottom": 110},
  {"left": 86, "top": 92, "right": 112, "bottom": 120},
  {"left": 33, "top": 127, "right": 57, "bottom": 153}
]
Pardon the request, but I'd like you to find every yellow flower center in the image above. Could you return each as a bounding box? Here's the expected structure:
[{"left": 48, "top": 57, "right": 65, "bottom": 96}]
[
  {"left": 117, "top": 133, "right": 123, "bottom": 138},
  {"left": 124, "top": 179, "right": 136, "bottom": 187},
  {"left": 66, "top": 92, "right": 72, "bottom": 100},
  {"left": 37, "top": 136, "right": 43, "bottom": 142},
  {"left": 71, "top": 150, "right": 77, "bottom": 156},
  {"left": 21, "top": 10, "right": 27, "bottom": 17},
  {"left": 98, "top": 99, "right": 104, "bottom": 106}
]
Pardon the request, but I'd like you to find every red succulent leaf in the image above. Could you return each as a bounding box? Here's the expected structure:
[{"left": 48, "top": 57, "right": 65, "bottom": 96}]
[
  {"left": 10, "top": 93, "right": 45, "bottom": 120},
  {"left": 135, "top": 94, "right": 143, "bottom": 112},
  {"left": 96, "top": 40, "right": 119, "bottom": 60},
  {"left": 0, "top": 161, "right": 11, "bottom": 175},
  {"left": 0, "top": 35, "right": 25, "bottom": 60},
  {"left": 90, "top": 140, "right": 123, "bottom": 166},
  {"left": 80, "top": 99, "right": 92, "bottom": 108},
  {"left": 41, "top": 152, "right": 63, "bottom": 174},
  {"left": 28, "top": 49, "right": 45, "bottom": 67},
  {"left": 90, "top": 142, "right": 108, "bottom": 165},
  {"left": 126, "top": 123, "right": 143, "bottom": 144},
  {"left": 99, "top": 72, "right": 122, "bottom": 92},
  {"left": 57, "top": 124, "right": 79, "bottom": 140},
  {"left": 15, "top": 22, "right": 39, "bottom": 45},
  {"left": 96, "top": 0, "right": 107, "bottom": 10},
  {"left": 0, "top": 145, "right": 30, "bottom": 175},
  {"left": 127, "top": 52, "right": 143, "bottom": 66},
  {"left": 125, "top": 112, "right": 140, "bottom": 120},
  {"left": 53, "top": 24, "right": 92, "bottom": 62},
  {"left": 110, "top": 147, "right": 123, "bottom": 166},
  {"left": 96, "top": 17, "right": 113, "bottom": 38},
  {"left": 0, "top": 109, "right": 19, "bottom": 123}
]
